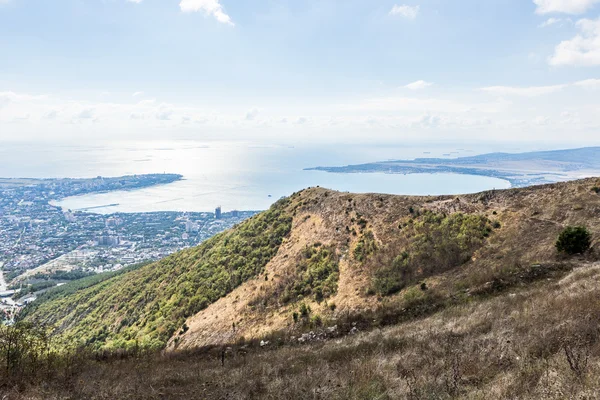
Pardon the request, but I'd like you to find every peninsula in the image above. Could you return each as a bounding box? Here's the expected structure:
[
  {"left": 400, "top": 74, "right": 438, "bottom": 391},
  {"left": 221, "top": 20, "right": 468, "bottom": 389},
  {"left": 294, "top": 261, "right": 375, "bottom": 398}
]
[{"left": 306, "top": 147, "right": 600, "bottom": 187}]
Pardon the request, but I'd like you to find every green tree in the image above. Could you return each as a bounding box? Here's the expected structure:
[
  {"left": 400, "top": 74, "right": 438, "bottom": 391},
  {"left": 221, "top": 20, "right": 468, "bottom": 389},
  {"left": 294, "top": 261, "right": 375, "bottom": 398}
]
[{"left": 556, "top": 226, "right": 592, "bottom": 255}]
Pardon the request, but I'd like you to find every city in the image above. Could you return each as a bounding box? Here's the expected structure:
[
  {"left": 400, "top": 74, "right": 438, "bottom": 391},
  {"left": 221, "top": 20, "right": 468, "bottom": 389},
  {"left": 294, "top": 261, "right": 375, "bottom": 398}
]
[{"left": 0, "top": 175, "right": 257, "bottom": 320}]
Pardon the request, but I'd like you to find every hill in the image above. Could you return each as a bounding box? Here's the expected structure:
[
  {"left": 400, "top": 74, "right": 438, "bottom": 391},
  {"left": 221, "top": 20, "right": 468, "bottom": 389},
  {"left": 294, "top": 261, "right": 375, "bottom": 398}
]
[{"left": 20, "top": 178, "right": 600, "bottom": 354}]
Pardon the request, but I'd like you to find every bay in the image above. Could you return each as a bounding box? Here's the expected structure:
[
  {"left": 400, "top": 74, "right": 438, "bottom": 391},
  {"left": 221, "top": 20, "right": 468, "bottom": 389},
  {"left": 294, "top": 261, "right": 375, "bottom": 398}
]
[{"left": 0, "top": 140, "right": 512, "bottom": 213}]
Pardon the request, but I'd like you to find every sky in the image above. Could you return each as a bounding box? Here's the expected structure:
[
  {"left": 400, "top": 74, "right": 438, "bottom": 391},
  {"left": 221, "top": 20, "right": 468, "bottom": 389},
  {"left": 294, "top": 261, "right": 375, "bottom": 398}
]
[{"left": 0, "top": 0, "right": 600, "bottom": 146}]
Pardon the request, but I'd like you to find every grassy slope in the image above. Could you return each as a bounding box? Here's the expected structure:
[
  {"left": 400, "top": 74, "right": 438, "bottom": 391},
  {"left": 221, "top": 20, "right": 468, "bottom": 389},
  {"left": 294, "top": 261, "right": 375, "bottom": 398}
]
[
  {"left": 12, "top": 261, "right": 600, "bottom": 400},
  {"left": 173, "top": 177, "right": 600, "bottom": 349},
  {"left": 20, "top": 198, "right": 293, "bottom": 350}
]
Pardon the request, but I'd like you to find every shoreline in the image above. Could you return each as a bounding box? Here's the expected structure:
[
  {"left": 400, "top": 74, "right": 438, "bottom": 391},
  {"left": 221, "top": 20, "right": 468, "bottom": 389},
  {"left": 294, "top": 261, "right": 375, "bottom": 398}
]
[
  {"left": 51, "top": 172, "right": 512, "bottom": 215},
  {"left": 305, "top": 147, "right": 600, "bottom": 188}
]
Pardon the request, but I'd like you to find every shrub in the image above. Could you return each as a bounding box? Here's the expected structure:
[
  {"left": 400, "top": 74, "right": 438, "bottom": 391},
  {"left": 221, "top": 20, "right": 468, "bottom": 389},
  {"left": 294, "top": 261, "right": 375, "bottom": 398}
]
[
  {"left": 299, "top": 303, "right": 311, "bottom": 318},
  {"left": 357, "top": 218, "right": 368, "bottom": 230},
  {"left": 282, "top": 245, "right": 339, "bottom": 304},
  {"left": 0, "top": 322, "right": 55, "bottom": 380},
  {"left": 371, "top": 212, "right": 492, "bottom": 296},
  {"left": 354, "top": 231, "right": 378, "bottom": 262},
  {"left": 310, "top": 315, "right": 322, "bottom": 327},
  {"left": 592, "top": 186, "right": 600, "bottom": 194},
  {"left": 556, "top": 226, "right": 592, "bottom": 255}
]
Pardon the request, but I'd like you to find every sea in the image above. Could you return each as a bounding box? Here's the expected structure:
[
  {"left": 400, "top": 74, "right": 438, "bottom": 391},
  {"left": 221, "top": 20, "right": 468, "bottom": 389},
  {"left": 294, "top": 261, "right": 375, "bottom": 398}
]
[{"left": 0, "top": 140, "right": 515, "bottom": 214}]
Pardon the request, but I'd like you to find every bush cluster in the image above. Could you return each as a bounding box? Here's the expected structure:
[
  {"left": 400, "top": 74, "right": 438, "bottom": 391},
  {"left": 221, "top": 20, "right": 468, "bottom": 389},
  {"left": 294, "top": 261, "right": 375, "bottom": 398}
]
[
  {"left": 353, "top": 231, "right": 378, "bottom": 262},
  {"left": 372, "top": 212, "right": 493, "bottom": 296},
  {"left": 556, "top": 226, "right": 592, "bottom": 255},
  {"left": 282, "top": 244, "right": 339, "bottom": 303}
]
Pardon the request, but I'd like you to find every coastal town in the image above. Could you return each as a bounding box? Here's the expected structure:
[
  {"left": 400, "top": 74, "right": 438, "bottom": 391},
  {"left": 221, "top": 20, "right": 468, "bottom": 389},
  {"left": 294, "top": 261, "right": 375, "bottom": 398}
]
[{"left": 0, "top": 175, "right": 257, "bottom": 322}]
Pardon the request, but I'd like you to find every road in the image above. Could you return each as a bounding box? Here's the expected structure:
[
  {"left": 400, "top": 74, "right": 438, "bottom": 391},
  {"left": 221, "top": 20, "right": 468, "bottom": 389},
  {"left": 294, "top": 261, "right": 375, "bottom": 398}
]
[{"left": 0, "top": 262, "right": 7, "bottom": 292}]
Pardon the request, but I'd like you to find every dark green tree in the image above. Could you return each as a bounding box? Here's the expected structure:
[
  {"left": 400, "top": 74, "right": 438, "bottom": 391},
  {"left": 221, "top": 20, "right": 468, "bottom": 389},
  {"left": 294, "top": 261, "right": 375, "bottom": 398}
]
[{"left": 556, "top": 226, "right": 592, "bottom": 255}]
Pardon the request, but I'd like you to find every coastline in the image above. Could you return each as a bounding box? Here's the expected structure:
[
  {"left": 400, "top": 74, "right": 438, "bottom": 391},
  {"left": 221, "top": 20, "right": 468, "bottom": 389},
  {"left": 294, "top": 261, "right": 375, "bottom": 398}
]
[{"left": 305, "top": 147, "right": 600, "bottom": 188}]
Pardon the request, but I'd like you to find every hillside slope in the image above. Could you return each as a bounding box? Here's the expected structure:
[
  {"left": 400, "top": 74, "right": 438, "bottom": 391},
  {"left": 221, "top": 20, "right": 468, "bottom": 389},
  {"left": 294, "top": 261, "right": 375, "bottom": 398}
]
[
  {"left": 21, "top": 178, "right": 600, "bottom": 352},
  {"left": 170, "top": 177, "right": 600, "bottom": 350}
]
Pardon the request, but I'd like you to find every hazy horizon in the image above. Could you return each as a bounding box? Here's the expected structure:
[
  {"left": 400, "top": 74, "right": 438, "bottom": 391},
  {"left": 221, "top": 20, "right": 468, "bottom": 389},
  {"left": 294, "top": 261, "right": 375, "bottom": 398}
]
[{"left": 1, "top": 0, "right": 600, "bottom": 146}]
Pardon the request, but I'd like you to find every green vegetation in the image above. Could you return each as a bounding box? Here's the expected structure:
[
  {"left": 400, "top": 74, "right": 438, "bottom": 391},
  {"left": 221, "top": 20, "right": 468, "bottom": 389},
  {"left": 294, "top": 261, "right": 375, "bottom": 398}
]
[
  {"left": 35, "top": 269, "right": 96, "bottom": 281},
  {"left": 592, "top": 186, "right": 600, "bottom": 194},
  {"left": 0, "top": 322, "right": 56, "bottom": 383},
  {"left": 21, "top": 199, "right": 293, "bottom": 351},
  {"left": 372, "top": 212, "right": 493, "bottom": 296},
  {"left": 353, "top": 231, "right": 378, "bottom": 262},
  {"left": 17, "top": 281, "right": 56, "bottom": 296},
  {"left": 556, "top": 226, "right": 592, "bottom": 255},
  {"left": 26, "top": 262, "right": 150, "bottom": 306},
  {"left": 282, "top": 244, "right": 339, "bottom": 303}
]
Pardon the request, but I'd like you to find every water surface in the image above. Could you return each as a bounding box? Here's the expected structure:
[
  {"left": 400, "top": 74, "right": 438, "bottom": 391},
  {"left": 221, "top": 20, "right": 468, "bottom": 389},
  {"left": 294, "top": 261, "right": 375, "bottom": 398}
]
[{"left": 1, "top": 141, "right": 511, "bottom": 213}]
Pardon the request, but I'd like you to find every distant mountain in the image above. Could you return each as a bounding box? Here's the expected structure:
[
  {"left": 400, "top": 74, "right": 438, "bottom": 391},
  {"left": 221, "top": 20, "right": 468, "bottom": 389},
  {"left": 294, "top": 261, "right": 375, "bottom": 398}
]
[{"left": 404, "top": 146, "right": 600, "bottom": 167}]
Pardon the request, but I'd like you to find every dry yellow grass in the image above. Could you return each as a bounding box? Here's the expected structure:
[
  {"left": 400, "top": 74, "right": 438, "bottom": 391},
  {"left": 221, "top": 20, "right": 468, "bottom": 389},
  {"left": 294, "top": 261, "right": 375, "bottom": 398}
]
[{"left": 6, "top": 261, "right": 600, "bottom": 399}]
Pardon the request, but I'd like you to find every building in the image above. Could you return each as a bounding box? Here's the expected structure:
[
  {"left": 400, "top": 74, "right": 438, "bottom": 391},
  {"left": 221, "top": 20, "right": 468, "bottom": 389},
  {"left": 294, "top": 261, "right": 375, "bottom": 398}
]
[
  {"left": 231, "top": 210, "right": 240, "bottom": 218},
  {"left": 105, "top": 216, "right": 122, "bottom": 228},
  {"left": 185, "top": 219, "right": 198, "bottom": 233},
  {"left": 96, "top": 234, "right": 120, "bottom": 247},
  {"left": 63, "top": 211, "right": 76, "bottom": 223},
  {"left": 215, "top": 206, "right": 222, "bottom": 219}
]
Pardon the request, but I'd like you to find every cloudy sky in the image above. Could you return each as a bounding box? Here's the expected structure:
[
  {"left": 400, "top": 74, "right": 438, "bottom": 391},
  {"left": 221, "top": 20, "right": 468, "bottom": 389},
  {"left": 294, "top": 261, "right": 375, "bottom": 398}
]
[{"left": 0, "top": 0, "right": 599, "bottom": 145}]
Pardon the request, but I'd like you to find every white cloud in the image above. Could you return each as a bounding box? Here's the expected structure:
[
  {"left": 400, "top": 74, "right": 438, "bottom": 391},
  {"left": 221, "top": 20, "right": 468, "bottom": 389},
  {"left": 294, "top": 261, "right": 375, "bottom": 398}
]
[
  {"left": 156, "top": 105, "right": 173, "bottom": 120},
  {"left": 132, "top": 91, "right": 144, "bottom": 97},
  {"left": 549, "top": 17, "right": 600, "bottom": 66},
  {"left": 533, "top": 116, "right": 550, "bottom": 125},
  {"left": 77, "top": 109, "right": 95, "bottom": 119},
  {"left": 0, "top": 91, "right": 47, "bottom": 102},
  {"left": 44, "top": 110, "right": 58, "bottom": 120},
  {"left": 344, "top": 96, "right": 503, "bottom": 114},
  {"left": 179, "top": 0, "right": 234, "bottom": 25},
  {"left": 418, "top": 114, "right": 441, "bottom": 128},
  {"left": 480, "top": 84, "right": 567, "bottom": 96},
  {"left": 389, "top": 4, "right": 420, "bottom": 19},
  {"left": 404, "top": 80, "right": 433, "bottom": 90},
  {"left": 245, "top": 108, "right": 259, "bottom": 121},
  {"left": 533, "top": 0, "right": 600, "bottom": 14},
  {"left": 575, "top": 78, "right": 600, "bottom": 88},
  {"left": 539, "top": 17, "right": 562, "bottom": 27},
  {"left": 127, "top": 0, "right": 143, "bottom": 3},
  {"left": 2, "top": 86, "right": 600, "bottom": 145}
]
